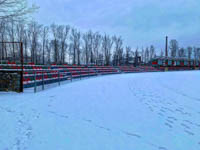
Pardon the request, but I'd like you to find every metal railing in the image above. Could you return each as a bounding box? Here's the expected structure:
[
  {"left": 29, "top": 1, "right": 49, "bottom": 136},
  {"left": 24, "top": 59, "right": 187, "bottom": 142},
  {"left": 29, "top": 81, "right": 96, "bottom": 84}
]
[{"left": 25, "top": 69, "right": 102, "bottom": 93}]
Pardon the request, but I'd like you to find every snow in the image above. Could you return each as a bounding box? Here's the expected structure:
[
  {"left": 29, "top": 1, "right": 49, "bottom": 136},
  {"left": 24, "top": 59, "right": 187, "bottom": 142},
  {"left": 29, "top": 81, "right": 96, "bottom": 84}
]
[{"left": 0, "top": 71, "right": 200, "bottom": 150}]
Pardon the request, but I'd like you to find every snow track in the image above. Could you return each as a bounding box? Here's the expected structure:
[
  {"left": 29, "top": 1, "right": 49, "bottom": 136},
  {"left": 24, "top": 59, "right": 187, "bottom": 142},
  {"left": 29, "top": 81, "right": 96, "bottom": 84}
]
[{"left": 0, "top": 71, "right": 200, "bottom": 150}]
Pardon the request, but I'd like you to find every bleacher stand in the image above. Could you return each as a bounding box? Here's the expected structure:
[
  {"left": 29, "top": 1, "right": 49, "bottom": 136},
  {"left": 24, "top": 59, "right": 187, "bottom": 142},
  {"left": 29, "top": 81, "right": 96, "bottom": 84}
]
[
  {"left": 118, "top": 66, "right": 159, "bottom": 73},
  {"left": 0, "top": 62, "right": 164, "bottom": 89}
]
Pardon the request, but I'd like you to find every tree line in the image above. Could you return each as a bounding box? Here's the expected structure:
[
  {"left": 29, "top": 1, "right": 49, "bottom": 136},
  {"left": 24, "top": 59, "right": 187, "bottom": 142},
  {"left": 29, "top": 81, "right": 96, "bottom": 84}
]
[
  {"left": 0, "top": 20, "right": 158, "bottom": 65},
  {"left": 166, "top": 40, "right": 200, "bottom": 61}
]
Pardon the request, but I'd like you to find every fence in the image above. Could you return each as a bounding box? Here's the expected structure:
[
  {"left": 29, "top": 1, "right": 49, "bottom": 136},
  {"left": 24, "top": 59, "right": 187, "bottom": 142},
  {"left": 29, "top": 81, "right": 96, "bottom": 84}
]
[
  {"left": 0, "top": 63, "right": 176, "bottom": 93},
  {"left": 24, "top": 69, "right": 99, "bottom": 93},
  {"left": 21, "top": 64, "right": 120, "bottom": 93}
]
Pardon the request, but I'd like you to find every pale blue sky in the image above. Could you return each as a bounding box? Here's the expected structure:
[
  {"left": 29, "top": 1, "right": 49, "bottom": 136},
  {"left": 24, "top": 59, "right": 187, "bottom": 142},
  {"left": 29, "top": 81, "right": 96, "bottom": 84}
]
[{"left": 29, "top": 0, "right": 200, "bottom": 50}]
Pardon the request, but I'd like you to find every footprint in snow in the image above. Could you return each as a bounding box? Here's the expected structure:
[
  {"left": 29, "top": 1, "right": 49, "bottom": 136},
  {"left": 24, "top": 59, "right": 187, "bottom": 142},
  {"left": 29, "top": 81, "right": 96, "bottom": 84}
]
[
  {"left": 175, "top": 109, "right": 182, "bottom": 113},
  {"left": 184, "top": 130, "right": 194, "bottom": 136},
  {"left": 159, "top": 146, "right": 168, "bottom": 150},
  {"left": 48, "top": 111, "right": 56, "bottom": 114},
  {"left": 160, "top": 109, "right": 166, "bottom": 113},
  {"left": 158, "top": 113, "right": 164, "bottom": 117},
  {"left": 83, "top": 119, "right": 92, "bottom": 123},
  {"left": 48, "top": 111, "right": 69, "bottom": 119},
  {"left": 184, "top": 112, "right": 192, "bottom": 117},
  {"left": 96, "top": 125, "right": 110, "bottom": 131},
  {"left": 166, "top": 119, "right": 174, "bottom": 124},
  {"left": 167, "top": 116, "right": 177, "bottom": 121},
  {"left": 18, "top": 120, "right": 23, "bottom": 125},
  {"left": 25, "top": 130, "right": 32, "bottom": 139},
  {"left": 162, "top": 107, "right": 174, "bottom": 113},
  {"left": 183, "top": 120, "right": 193, "bottom": 125},
  {"left": 181, "top": 123, "right": 191, "bottom": 129},
  {"left": 148, "top": 106, "right": 154, "bottom": 112},
  {"left": 123, "top": 131, "right": 141, "bottom": 138},
  {"left": 153, "top": 105, "right": 158, "bottom": 108},
  {"left": 165, "top": 123, "right": 173, "bottom": 128},
  {"left": 196, "top": 124, "right": 200, "bottom": 128},
  {"left": 58, "top": 114, "right": 68, "bottom": 119}
]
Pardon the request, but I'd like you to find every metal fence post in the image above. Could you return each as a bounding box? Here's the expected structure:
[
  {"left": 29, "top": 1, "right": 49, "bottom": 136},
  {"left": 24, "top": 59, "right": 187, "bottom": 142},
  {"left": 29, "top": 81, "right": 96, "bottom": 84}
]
[
  {"left": 58, "top": 70, "right": 60, "bottom": 86},
  {"left": 34, "top": 71, "right": 37, "bottom": 93},
  {"left": 70, "top": 72, "right": 72, "bottom": 82},
  {"left": 88, "top": 67, "right": 90, "bottom": 78},
  {"left": 95, "top": 69, "right": 98, "bottom": 76},
  {"left": 42, "top": 71, "right": 44, "bottom": 90},
  {"left": 20, "top": 42, "right": 24, "bottom": 93}
]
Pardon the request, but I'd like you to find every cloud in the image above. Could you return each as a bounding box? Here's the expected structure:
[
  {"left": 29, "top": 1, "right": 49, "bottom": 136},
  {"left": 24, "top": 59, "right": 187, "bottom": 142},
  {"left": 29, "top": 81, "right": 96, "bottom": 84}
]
[{"left": 29, "top": 0, "right": 200, "bottom": 50}]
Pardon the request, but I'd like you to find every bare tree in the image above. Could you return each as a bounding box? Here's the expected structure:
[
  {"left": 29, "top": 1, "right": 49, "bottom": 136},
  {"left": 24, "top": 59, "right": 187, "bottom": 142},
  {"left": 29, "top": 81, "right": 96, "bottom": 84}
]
[
  {"left": 113, "top": 36, "right": 123, "bottom": 65},
  {"left": 0, "top": 0, "right": 38, "bottom": 20},
  {"left": 178, "top": 48, "right": 185, "bottom": 57},
  {"left": 169, "top": 40, "right": 179, "bottom": 57},
  {"left": 0, "top": 20, "right": 7, "bottom": 61},
  {"left": 46, "top": 39, "right": 52, "bottom": 64},
  {"left": 41, "top": 26, "right": 49, "bottom": 64},
  {"left": 134, "top": 48, "right": 140, "bottom": 66},
  {"left": 125, "top": 46, "right": 131, "bottom": 65},
  {"left": 83, "top": 31, "right": 92, "bottom": 65},
  {"left": 51, "top": 24, "right": 60, "bottom": 64},
  {"left": 93, "top": 32, "right": 101, "bottom": 65},
  {"left": 23, "top": 27, "right": 29, "bottom": 62},
  {"left": 144, "top": 47, "right": 149, "bottom": 63},
  {"left": 194, "top": 48, "right": 200, "bottom": 61},
  {"left": 70, "top": 28, "right": 81, "bottom": 65},
  {"left": 76, "top": 32, "right": 81, "bottom": 65},
  {"left": 60, "top": 25, "right": 70, "bottom": 64},
  {"left": 187, "top": 46, "right": 192, "bottom": 60},
  {"left": 102, "top": 34, "right": 113, "bottom": 66},
  {"left": 28, "top": 21, "right": 42, "bottom": 64},
  {"left": 7, "top": 19, "right": 18, "bottom": 60},
  {"left": 149, "top": 45, "right": 155, "bottom": 60},
  {"left": 141, "top": 47, "right": 145, "bottom": 63}
]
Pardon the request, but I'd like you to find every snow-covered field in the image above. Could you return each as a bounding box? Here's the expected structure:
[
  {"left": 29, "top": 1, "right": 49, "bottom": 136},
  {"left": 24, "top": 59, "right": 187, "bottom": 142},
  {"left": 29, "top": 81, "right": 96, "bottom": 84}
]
[{"left": 0, "top": 71, "right": 200, "bottom": 150}]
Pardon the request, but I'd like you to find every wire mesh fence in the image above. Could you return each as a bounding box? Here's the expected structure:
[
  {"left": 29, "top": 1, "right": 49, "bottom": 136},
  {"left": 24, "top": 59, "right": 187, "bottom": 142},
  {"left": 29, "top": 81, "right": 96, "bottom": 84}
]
[{"left": 0, "top": 42, "right": 24, "bottom": 92}]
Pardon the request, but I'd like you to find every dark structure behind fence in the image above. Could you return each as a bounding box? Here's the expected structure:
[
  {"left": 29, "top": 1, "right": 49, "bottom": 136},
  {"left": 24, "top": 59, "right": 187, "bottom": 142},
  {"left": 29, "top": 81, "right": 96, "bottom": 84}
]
[{"left": 0, "top": 70, "right": 22, "bottom": 92}]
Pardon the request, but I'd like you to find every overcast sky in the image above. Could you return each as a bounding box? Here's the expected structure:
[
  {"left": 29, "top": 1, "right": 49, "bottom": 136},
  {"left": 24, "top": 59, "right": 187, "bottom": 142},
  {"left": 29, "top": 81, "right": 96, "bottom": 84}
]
[{"left": 29, "top": 0, "right": 200, "bottom": 50}]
